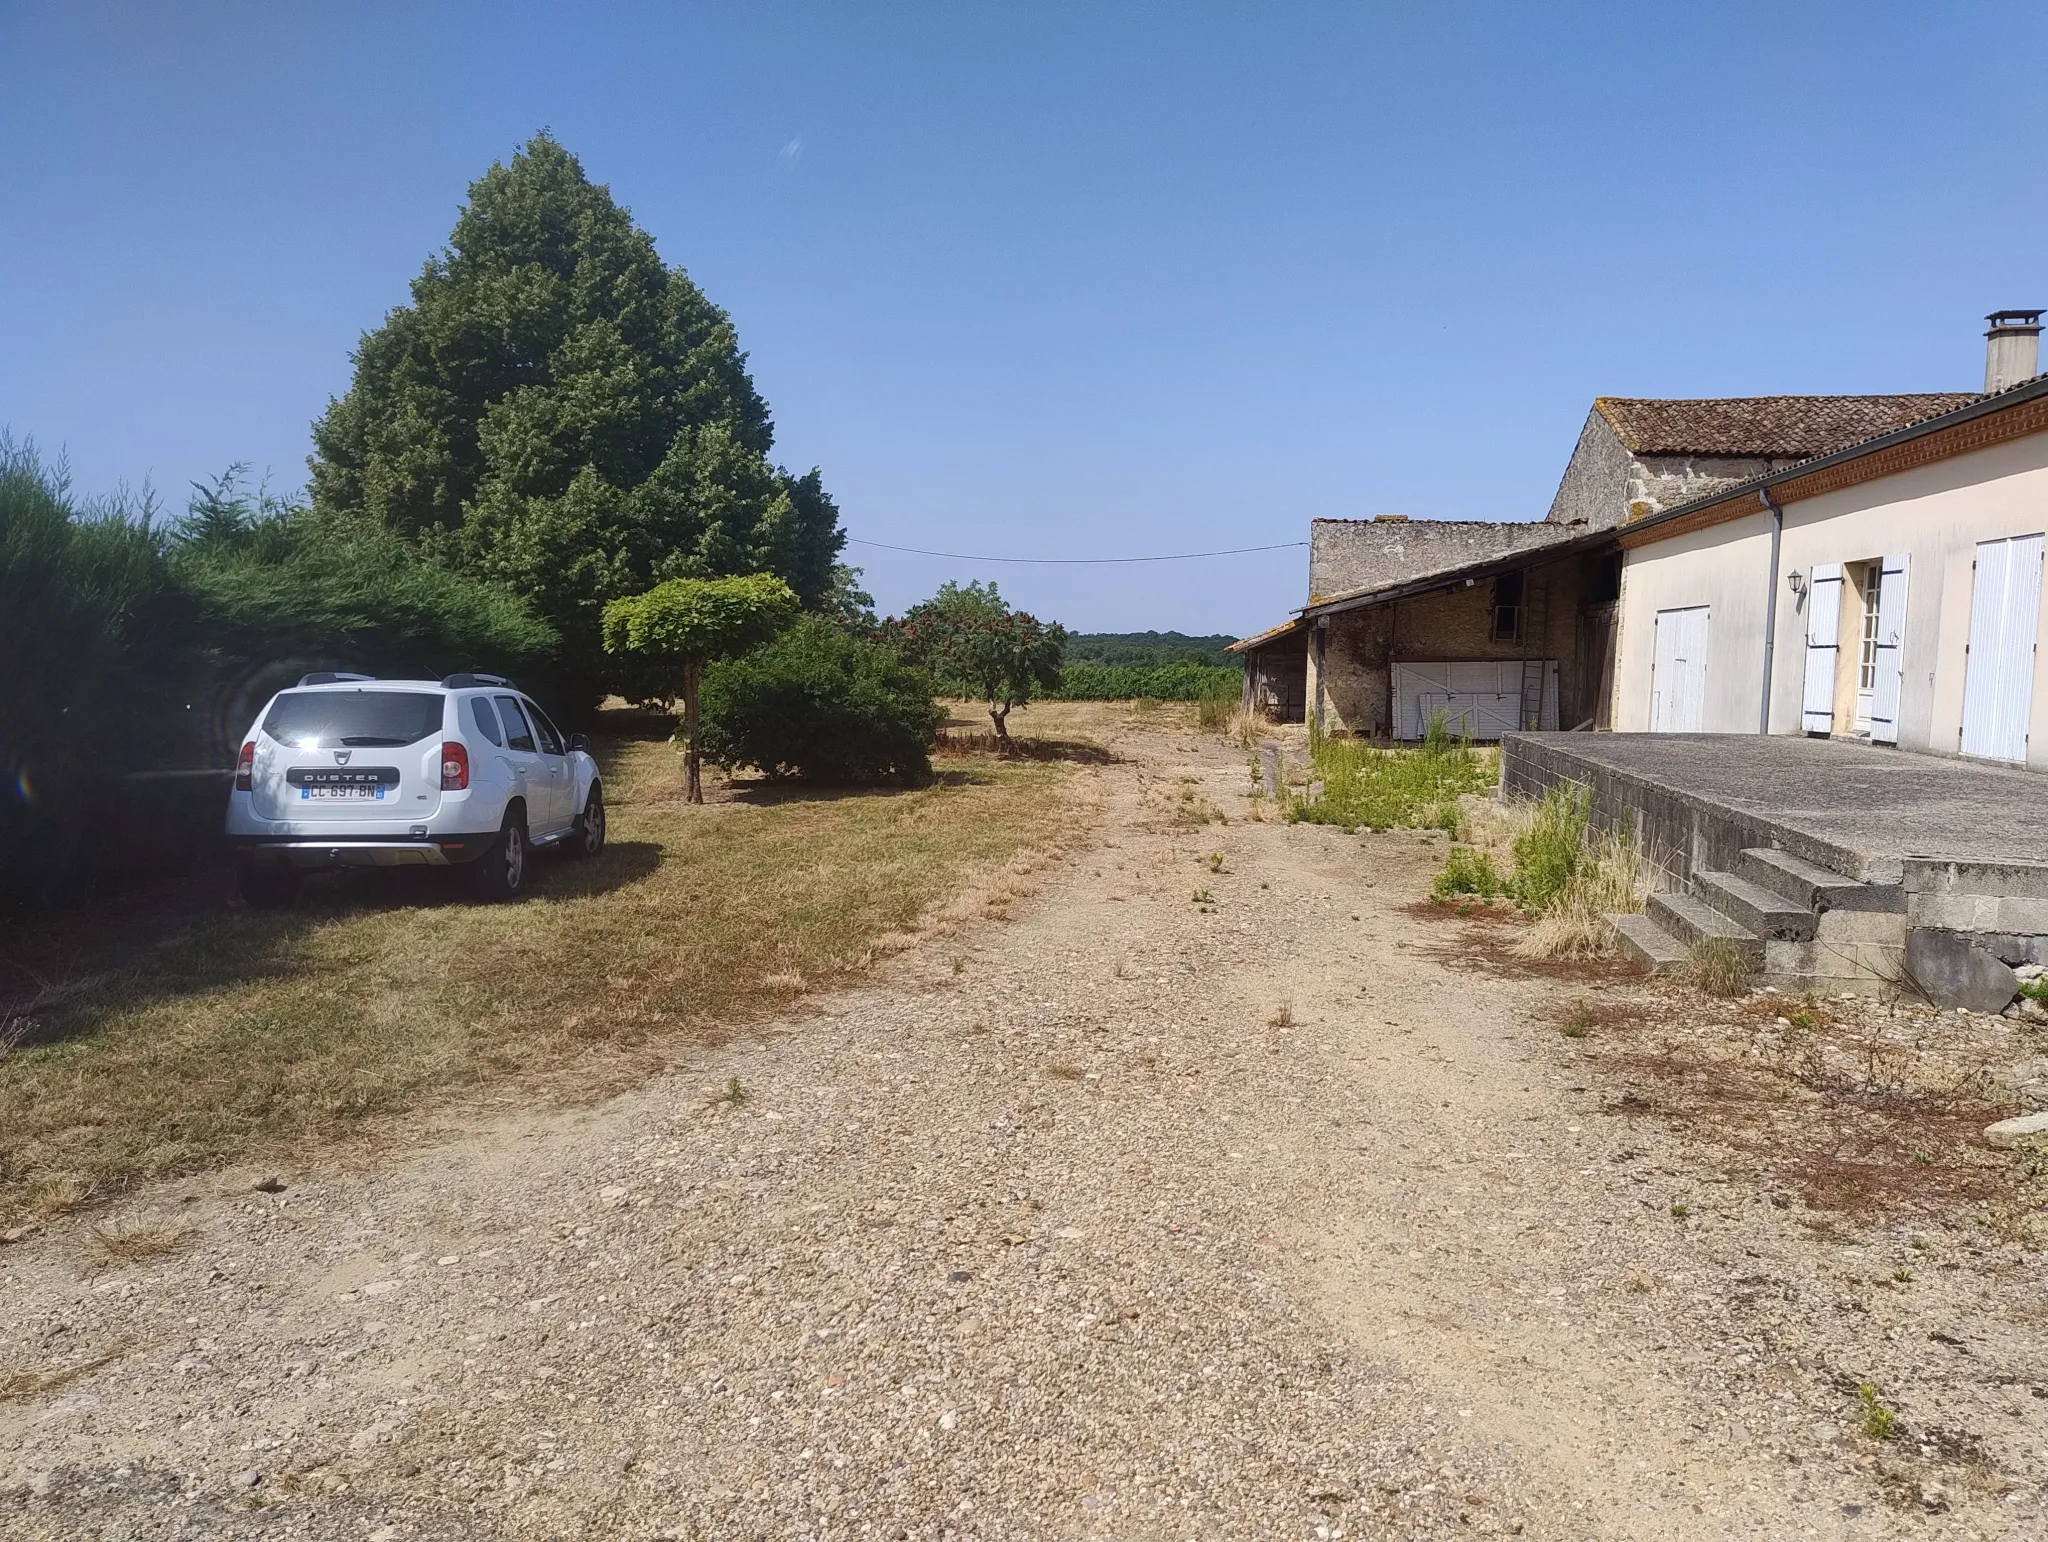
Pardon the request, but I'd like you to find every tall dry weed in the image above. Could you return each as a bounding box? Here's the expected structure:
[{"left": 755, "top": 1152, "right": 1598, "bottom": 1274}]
[{"left": 1513, "top": 824, "right": 1649, "bottom": 960}]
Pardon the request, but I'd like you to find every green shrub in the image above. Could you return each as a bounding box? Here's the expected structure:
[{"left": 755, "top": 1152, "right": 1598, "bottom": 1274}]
[
  {"left": 1, "top": 439, "right": 212, "bottom": 902},
  {"left": 0, "top": 448, "right": 559, "bottom": 906},
  {"left": 1507, "top": 780, "right": 1590, "bottom": 911},
  {"left": 699, "top": 616, "right": 945, "bottom": 783},
  {"left": 1433, "top": 847, "right": 1504, "bottom": 900}
]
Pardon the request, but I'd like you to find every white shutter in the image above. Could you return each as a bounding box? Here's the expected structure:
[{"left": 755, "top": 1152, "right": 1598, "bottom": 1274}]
[
  {"left": 1868, "top": 553, "right": 1909, "bottom": 744},
  {"left": 1801, "top": 562, "right": 1843, "bottom": 734},
  {"left": 1961, "top": 534, "right": 2044, "bottom": 762}
]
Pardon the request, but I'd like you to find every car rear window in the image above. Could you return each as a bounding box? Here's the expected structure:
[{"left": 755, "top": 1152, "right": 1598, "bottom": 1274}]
[
  {"left": 494, "top": 695, "right": 538, "bottom": 752},
  {"left": 468, "top": 696, "right": 504, "bottom": 746},
  {"left": 262, "top": 691, "right": 445, "bottom": 748}
]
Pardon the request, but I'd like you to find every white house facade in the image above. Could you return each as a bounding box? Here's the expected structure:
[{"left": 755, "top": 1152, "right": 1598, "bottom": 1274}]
[{"left": 1613, "top": 326, "right": 2048, "bottom": 770}]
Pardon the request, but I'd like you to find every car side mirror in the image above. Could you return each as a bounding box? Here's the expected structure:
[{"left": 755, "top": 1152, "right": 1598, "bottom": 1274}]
[{"left": 569, "top": 732, "right": 590, "bottom": 753}]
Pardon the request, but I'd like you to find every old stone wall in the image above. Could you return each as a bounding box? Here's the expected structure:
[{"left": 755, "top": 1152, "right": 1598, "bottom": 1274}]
[
  {"left": 1544, "top": 410, "right": 1634, "bottom": 528},
  {"left": 1628, "top": 454, "right": 1806, "bottom": 520},
  {"left": 1542, "top": 408, "right": 1818, "bottom": 527},
  {"left": 1308, "top": 518, "right": 1571, "bottom": 602}
]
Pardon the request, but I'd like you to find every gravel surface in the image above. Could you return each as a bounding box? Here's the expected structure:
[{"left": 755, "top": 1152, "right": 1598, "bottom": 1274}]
[{"left": 3, "top": 718, "right": 2044, "bottom": 1539}]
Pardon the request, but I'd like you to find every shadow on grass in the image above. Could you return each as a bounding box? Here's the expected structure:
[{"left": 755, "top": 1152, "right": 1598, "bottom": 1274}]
[
  {"left": 0, "top": 841, "right": 664, "bottom": 1055},
  {"left": 934, "top": 732, "right": 1120, "bottom": 765}
]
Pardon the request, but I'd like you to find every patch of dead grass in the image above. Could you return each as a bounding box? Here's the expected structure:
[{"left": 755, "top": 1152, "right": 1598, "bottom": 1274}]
[
  {"left": 0, "top": 717, "right": 1086, "bottom": 1218},
  {"left": 0, "top": 1343, "right": 130, "bottom": 1403},
  {"left": 1582, "top": 984, "right": 2038, "bottom": 1221},
  {"left": 87, "top": 1215, "right": 194, "bottom": 1266}
]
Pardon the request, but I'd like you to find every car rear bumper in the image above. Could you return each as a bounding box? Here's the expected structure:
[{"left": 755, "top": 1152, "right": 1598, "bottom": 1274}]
[{"left": 233, "top": 835, "right": 494, "bottom": 870}]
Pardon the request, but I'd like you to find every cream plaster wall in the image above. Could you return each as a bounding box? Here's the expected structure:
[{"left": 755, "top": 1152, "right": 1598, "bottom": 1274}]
[
  {"left": 1615, "top": 429, "right": 2048, "bottom": 768},
  {"left": 1612, "top": 512, "right": 1773, "bottom": 733}
]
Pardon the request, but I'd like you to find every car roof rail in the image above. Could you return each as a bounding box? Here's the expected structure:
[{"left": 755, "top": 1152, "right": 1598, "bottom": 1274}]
[
  {"left": 441, "top": 672, "right": 514, "bottom": 690},
  {"left": 297, "top": 671, "right": 377, "bottom": 687}
]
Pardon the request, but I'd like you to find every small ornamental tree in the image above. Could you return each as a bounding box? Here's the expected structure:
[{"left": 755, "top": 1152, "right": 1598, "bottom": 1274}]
[
  {"left": 601, "top": 574, "right": 799, "bottom": 802},
  {"left": 894, "top": 581, "right": 1065, "bottom": 753}
]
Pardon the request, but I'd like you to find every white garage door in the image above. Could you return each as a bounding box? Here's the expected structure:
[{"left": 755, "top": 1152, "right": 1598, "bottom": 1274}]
[
  {"left": 1390, "top": 659, "right": 1557, "bottom": 741},
  {"left": 1650, "top": 607, "right": 1710, "bottom": 733}
]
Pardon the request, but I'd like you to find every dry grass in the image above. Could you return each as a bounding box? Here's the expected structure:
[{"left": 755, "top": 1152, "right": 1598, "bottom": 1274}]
[
  {"left": 1267, "top": 1002, "right": 1295, "bottom": 1029},
  {"left": 1571, "top": 982, "right": 2039, "bottom": 1222},
  {"left": 0, "top": 715, "right": 1080, "bottom": 1218},
  {"left": 0, "top": 1344, "right": 130, "bottom": 1403},
  {"left": 1687, "top": 936, "right": 1755, "bottom": 997},
  {"left": 87, "top": 1214, "right": 194, "bottom": 1265},
  {"left": 1221, "top": 708, "right": 1267, "bottom": 748}
]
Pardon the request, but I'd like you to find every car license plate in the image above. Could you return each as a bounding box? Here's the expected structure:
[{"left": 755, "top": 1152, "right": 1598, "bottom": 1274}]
[{"left": 300, "top": 785, "right": 385, "bottom": 801}]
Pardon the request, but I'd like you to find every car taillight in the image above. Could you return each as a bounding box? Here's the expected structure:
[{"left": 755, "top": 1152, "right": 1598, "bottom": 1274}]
[
  {"left": 440, "top": 741, "right": 470, "bottom": 791},
  {"left": 235, "top": 742, "right": 254, "bottom": 791}
]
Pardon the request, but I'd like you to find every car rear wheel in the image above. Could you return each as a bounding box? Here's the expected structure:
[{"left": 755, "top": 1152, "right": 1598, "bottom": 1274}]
[
  {"left": 237, "top": 864, "right": 300, "bottom": 910},
  {"left": 567, "top": 786, "right": 605, "bottom": 860},
  {"left": 472, "top": 810, "right": 528, "bottom": 901}
]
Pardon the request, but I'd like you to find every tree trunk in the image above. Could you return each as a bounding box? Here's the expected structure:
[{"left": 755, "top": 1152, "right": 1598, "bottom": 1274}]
[
  {"left": 989, "top": 701, "right": 1013, "bottom": 756},
  {"left": 682, "top": 656, "right": 704, "bottom": 804}
]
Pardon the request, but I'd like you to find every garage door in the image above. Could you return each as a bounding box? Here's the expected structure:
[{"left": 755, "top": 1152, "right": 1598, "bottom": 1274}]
[{"left": 1650, "top": 607, "right": 1710, "bottom": 733}]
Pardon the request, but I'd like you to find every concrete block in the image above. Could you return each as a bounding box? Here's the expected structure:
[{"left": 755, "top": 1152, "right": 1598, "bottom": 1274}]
[
  {"left": 1904, "top": 927, "right": 2019, "bottom": 1013},
  {"left": 1902, "top": 858, "right": 2048, "bottom": 900},
  {"left": 1814, "top": 908, "right": 1907, "bottom": 947},
  {"left": 1609, "top": 912, "right": 1686, "bottom": 974},
  {"left": 1907, "top": 893, "right": 1999, "bottom": 932},
  {"left": 1994, "top": 897, "right": 2048, "bottom": 934},
  {"left": 1976, "top": 932, "right": 2048, "bottom": 967}
]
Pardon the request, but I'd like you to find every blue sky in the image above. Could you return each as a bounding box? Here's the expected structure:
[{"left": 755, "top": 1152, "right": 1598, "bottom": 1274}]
[{"left": 3, "top": 2, "right": 2043, "bottom": 635}]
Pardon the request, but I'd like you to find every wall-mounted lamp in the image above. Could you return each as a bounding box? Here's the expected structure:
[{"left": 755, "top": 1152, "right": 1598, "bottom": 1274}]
[{"left": 1787, "top": 569, "right": 1807, "bottom": 600}]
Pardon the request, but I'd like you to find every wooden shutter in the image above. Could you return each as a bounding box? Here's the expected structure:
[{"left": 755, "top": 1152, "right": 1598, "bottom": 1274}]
[
  {"left": 1801, "top": 563, "right": 1843, "bottom": 734},
  {"left": 1868, "top": 554, "right": 1909, "bottom": 745}
]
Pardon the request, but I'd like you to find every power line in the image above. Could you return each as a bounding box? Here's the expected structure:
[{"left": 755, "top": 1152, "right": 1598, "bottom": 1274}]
[{"left": 844, "top": 537, "right": 1307, "bottom": 565}]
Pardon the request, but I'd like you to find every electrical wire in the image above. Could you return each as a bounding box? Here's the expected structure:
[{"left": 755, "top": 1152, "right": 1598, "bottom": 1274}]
[{"left": 843, "top": 537, "right": 1306, "bottom": 565}]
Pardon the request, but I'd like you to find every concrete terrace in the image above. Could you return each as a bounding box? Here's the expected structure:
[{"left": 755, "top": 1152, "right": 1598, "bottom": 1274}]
[{"left": 1501, "top": 732, "right": 2048, "bottom": 885}]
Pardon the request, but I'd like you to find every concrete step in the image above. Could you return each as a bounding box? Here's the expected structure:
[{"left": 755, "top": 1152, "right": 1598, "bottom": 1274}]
[
  {"left": 1647, "top": 890, "right": 1764, "bottom": 969},
  {"left": 1737, "top": 847, "right": 1903, "bottom": 914},
  {"left": 1696, "top": 869, "right": 1817, "bottom": 941},
  {"left": 1609, "top": 911, "right": 1687, "bottom": 974}
]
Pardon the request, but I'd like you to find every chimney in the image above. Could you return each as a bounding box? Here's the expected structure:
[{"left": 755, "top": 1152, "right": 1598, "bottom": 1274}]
[{"left": 1984, "top": 309, "right": 2043, "bottom": 394}]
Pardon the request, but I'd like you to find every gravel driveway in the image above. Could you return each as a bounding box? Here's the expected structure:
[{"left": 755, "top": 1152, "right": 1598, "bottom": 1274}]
[{"left": 4, "top": 716, "right": 2044, "bottom": 1539}]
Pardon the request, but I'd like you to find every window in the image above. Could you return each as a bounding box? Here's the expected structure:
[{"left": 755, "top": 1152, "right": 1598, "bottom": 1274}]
[
  {"left": 1857, "top": 566, "right": 1885, "bottom": 691},
  {"left": 494, "top": 695, "right": 537, "bottom": 752},
  {"left": 262, "top": 691, "right": 443, "bottom": 748},
  {"left": 1492, "top": 571, "right": 1525, "bottom": 643},
  {"left": 469, "top": 696, "right": 503, "bottom": 746},
  {"left": 525, "top": 699, "right": 565, "bottom": 755}
]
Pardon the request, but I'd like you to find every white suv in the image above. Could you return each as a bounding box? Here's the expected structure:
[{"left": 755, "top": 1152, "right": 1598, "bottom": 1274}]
[{"left": 226, "top": 672, "right": 603, "bottom": 907}]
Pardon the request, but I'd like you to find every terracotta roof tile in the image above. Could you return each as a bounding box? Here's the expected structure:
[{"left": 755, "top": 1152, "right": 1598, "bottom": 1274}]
[{"left": 1594, "top": 394, "right": 1979, "bottom": 459}]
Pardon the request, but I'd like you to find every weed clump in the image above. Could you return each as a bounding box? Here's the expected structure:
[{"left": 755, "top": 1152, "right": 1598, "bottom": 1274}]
[
  {"left": 1858, "top": 1383, "right": 1898, "bottom": 1441},
  {"left": 1432, "top": 847, "right": 1505, "bottom": 901},
  {"left": 1506, "top": 782, "right": 1588, "bottom": 910},
  {"left": 1426, "top": 777, "right": 1650, "bottom": 957},
  {"left": 1688, "top": 936, "right": 1753, "bottom": 997},
  {"left": 1288, "top": 716, "right": 1496, "bottom": 831}
]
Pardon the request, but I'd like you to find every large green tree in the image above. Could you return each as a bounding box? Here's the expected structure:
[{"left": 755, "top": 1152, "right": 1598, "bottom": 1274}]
[{"left": 309, "top": 133, "right": 843, "bottom": 708}]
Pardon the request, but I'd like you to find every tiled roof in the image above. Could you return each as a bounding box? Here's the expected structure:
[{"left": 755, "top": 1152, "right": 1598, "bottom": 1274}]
[{"left": 1594, "top": 394, "right": 1979, "bottom": 459}]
